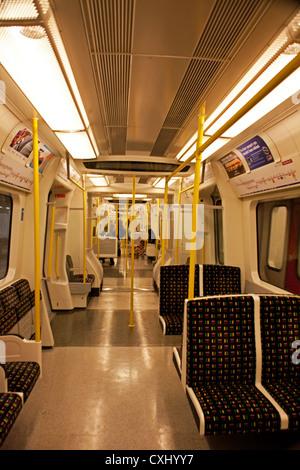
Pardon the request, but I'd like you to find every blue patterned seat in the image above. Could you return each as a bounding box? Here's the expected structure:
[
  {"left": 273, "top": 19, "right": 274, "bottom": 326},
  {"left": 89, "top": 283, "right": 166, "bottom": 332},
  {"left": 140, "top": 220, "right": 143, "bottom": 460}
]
[
  {"left": 0, "top": 393, "right": 23, "bottom": 446},
  {"left": 259, "top": 296, "right": 300, "bottom": 431},
  {"left": 185, "top": 296, "right": 281, "bottom": 435}
]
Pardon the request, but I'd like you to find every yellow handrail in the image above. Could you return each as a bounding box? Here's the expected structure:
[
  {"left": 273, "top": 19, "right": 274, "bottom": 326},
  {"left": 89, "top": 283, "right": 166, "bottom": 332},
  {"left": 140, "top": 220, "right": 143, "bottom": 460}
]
[
  {"left": 32, "top": 114, "right": 41, "bottom": 343},
  {"left": 55, "top": 234, "right": 60, "bottom": 278},
  {"left": 82, "top": 174, "right": 87, "bottom": 283},
  {"left": 161, "top": 177, "right": 168, "bottom": 267},
  {"left": 97, "top": 197, "right": 100, "bottom": 259},
  {"left": 188, "top": 102, "right": 206, "bottom": 300},
  {"left": 129, "top": 176, "right": 136, "bottom": 327},
  {"left": 47, "top": 205, "right": 56, "bottom": 278},
  {"left": 175, "top": 179, "right": 181, "bottom": 264},
  {"left": 155, "top": 198, "right": 160, "bottom": 261},
  {"left": 167, "top": 51, "right": 300, "bottom": 182}
]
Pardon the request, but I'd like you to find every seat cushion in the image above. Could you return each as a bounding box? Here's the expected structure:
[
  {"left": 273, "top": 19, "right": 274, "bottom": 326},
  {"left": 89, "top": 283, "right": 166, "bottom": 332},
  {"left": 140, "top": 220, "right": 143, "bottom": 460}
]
[
  {"left": 191, "top": 383, "right": 281, "bottom": 435},
  {"left": 263, "top": 380, "right": 300, "bottom": 431},
  {"left": 0, "top": 393, "right": 23, "bottom": 446},
  {"left": 3, "top": 362, "right": 40, "bottom": 402},
  {"left": 161, "top": 313, "right": 184, "bottom": 335}
]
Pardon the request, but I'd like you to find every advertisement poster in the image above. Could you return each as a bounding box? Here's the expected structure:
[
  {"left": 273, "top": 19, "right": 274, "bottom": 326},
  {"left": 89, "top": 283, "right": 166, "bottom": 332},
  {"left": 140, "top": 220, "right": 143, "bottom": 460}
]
[
  {"left": 6, "top": 126, "right": 55, "bottom": 173},
  {"left": 220, "top": 151, "right": 246, "bottom": 179},
  {"left": 237, "top": 135, "right": 274, "bottom": 171},
  {"left": 8, "top": 127, "right": 33, "bottom": 163}
]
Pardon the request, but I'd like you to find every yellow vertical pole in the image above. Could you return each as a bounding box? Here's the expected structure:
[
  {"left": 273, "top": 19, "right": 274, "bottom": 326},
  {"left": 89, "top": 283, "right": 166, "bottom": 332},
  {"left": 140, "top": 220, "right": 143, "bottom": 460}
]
[
  {"left": 82, "top": 175, "right": 87, "bottom": 283},
  {"left": 155, "top": 198, "right": 160, "bottom": 261},
  {"left": 188, "top": 102, "right": 206, "bottom": 300},
  {"left": 97, "top": 197, "right": 100, "bottom": 259},
  {"left": 32, "top": 113, "right": 41, "bottom": 343},
  {"left": 129, "top": 176, "right": 136, "bottom": 327},
  {"left": 115, "top": 203, "right": 118, "bottom": 238},
  {"left": 126, "top": 198, "right": 129, "bottom": 275},
  {"left": 90, "top": 218, "right": 94, "bottom": 249},
  {"left": 175, "top": 179, "right": 181, "bottom": 265},
  {"left": 55, "top": 234, "right": 60, "bottom": 278},
  {"left": 47, "top": 205, "right": 56, "bottom": 278},
  {"left": 161, "top": 178, "right": 168, "bottom": 267}
]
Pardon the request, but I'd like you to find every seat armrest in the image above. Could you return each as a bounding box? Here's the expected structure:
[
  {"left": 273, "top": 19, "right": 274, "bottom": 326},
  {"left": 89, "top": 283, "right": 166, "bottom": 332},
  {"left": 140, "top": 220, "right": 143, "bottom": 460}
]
[
  {"left": 0, "top": 336, "right": 42, "bottom": 370},
  {"left": 0, "top": 364, "right": 8, "bottom": 392}
]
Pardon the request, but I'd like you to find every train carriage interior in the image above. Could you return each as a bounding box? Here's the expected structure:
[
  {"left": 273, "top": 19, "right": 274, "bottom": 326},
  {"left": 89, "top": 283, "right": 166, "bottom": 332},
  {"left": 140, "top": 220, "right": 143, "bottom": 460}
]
[{"left": 0, "top": 0, "right": 300, "bottom": 451}]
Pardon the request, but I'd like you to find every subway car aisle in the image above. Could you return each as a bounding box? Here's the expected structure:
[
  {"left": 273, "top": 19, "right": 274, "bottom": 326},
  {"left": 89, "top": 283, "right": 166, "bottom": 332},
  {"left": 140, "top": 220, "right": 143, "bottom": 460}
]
[
  {"left": 2, "top": 256, "right": 300, "bottom": 450},
  {"left": 1, "top": 257, "right": 203, "bottom": 450}
]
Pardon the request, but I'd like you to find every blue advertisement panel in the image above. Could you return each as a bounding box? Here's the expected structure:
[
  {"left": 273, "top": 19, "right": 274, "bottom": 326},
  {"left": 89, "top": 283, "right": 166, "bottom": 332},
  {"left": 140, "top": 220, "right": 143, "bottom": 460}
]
[{"left": 237, "top": 136, "right": 274, "bottom": 171}]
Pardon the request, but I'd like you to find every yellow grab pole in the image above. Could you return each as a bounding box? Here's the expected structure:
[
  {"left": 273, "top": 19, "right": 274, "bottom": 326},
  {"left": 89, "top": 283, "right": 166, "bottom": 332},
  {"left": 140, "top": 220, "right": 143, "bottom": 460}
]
[
  {"left": 115, "top": 203, "right": 118, "bottom": 238},
  {"left": 175, "top": 179, "right": 181, "bottom": 265},
  {"left": 180, "top": 184, "right": 194, "bottom": 194},
  {"left": 126, "top": 198, "right": 129, "bottom": 275},
  {"left": 129, "top": 176, "right": 136, "bottom": 327},
  {"left": 97, "top": 197, "right": 100, "bottom": 259},
  {"left": 32, "top": 114, "right": 41, "bottom": 343},
  {"left": 155, "top": 198, "right": 160, "bottom": 261},
  {"left": 82, "top": 175, "right": 87, "bottom": 283},
  {"left": 55, "top": 234, "right": 60, "bottom": 278},
  {"left": 90, "top": 218, "right": 94, "bottom": 249},
  {"left": 188, "top": 102, "right": 206, "bottom": 300},
  {"left": 47, "top": 205, "right": 56, "bottom": 278},
  {"left": 161, "top": 178, "right": 168, "bottom": 267}
]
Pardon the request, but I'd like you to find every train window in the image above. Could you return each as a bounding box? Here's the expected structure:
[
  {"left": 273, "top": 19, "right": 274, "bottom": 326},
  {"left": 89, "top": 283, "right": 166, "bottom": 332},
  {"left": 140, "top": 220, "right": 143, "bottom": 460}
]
[
  {"left": 267, "top": 206, "right": 288, "bottom": 270},
  {"left": 257, "top": 197, "right": 300, "bottom": 295},
  {"left": 0, "top": 194, "right": 12, "bottom": 279}
]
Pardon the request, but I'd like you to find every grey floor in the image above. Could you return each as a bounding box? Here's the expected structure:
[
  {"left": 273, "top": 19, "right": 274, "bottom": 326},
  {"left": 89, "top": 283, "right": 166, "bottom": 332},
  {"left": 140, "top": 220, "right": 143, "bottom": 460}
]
[{"left": 1, "top": 257, "right": 300, "bottom": 450}]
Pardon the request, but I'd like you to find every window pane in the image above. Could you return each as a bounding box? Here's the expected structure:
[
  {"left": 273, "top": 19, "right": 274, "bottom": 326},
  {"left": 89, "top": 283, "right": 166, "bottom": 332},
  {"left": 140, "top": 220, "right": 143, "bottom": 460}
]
[
  {"left": 268, "top": 206, "right": 287, "bottom": 270},
  {"left": 0, "top": 194, "right": 12, "bottom": 279}
]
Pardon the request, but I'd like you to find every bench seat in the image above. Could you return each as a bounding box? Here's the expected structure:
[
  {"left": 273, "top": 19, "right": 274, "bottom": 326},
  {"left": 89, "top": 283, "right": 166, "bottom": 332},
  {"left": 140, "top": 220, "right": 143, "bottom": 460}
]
[
  {"left": 0, "top": 393, "right": 23, "bottom": 446},
  {"left": 187, "top": 383, "right": 281, "bottom": 435},
  {"left": 2, "top": 362, "right": 40, "bottom": 403},
  {"left": 182, "top": 294, "right": 300, "bottom": 435}
]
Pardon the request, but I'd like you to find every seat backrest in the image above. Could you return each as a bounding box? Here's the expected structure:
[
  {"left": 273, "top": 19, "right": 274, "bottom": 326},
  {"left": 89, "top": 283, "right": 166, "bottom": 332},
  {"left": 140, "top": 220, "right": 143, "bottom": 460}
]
[
  {"left": 201, "top": 264, "right": 241, "bottom": 296},
  {"left": 160, "top": 265, "right": 199, "bottom": 318},
  {"left": 185, "top": 295, "right": 256, "bottom": 388},
  {"left": 259, "top": 295, "right": 300, "bottom": 385},
  {"left": 11, "top": 279, "right": 31, "bottom": 301}
]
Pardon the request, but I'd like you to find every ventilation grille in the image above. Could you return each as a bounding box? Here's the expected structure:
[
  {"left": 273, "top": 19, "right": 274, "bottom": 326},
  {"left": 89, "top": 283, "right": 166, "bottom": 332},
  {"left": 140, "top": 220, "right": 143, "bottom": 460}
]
[
  {"left": 151, "top": 0, "right": 266, "bottom": 156},
  {"left": 81, "top": 0, "right": 134, "bottom": 153}
]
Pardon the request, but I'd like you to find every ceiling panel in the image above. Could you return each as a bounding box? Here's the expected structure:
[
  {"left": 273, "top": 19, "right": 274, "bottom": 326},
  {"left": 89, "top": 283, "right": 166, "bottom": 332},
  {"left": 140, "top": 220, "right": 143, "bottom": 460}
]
[{"left": 50, "top": 0, "right": 300, "bottom": 162}]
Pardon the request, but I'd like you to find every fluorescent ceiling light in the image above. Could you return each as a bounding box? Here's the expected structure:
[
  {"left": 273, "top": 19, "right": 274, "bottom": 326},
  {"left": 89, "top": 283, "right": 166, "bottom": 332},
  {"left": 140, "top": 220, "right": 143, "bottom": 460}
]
[
  {"left": 153, "top": 177, "right": 180, "bottom": 188},
  {"left": 56, "top": 131, "right": 96, "bottom": 159},
  {"left": 113, "top": 194, "right": 147, "bottom": 199},
  {"left": 87, "top": 174, "right": 108, "bottom": 187},
  {"left": 208, "top": 51, "right": 298, "bottom": 138},
  {"left": 0, "top": 0, "right": 98, "bottom": 160},
  {"left": 0, "top": 26, "right": 84, "bottom": 131},
  {"left": 175, "top": 11, "right": 300, "bottom": 161},
  {"left": 226, "top": 64, "right": 300, "bottom": 137}
]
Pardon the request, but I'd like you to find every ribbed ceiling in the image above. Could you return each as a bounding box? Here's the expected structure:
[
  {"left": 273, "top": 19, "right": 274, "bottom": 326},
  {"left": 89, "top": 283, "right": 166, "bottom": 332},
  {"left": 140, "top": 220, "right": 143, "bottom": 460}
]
[
  {"left": 81, "top": 0, "right": 134, "bottom": 154},
  {"left": 151, "top": 0, "right": 263, "bottom": 156},
  {"left": 76, "top": 0, "right": 298, "bottom": 157}
]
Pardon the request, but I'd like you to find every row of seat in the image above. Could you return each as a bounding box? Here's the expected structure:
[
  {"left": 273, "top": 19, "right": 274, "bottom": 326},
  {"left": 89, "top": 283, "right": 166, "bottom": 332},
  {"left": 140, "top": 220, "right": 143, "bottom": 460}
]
[
  {"left": 0, "top": 279, "right": 42, "bottom": 446},
  {"left": 159, "top": 264, "right": 241, "bottom": 335},
  {"left": 66, "top": 254, "right": 99, "bottom": 308},
  {"left": 177, "top": 294, "right": 300, "bottom": 435}
]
